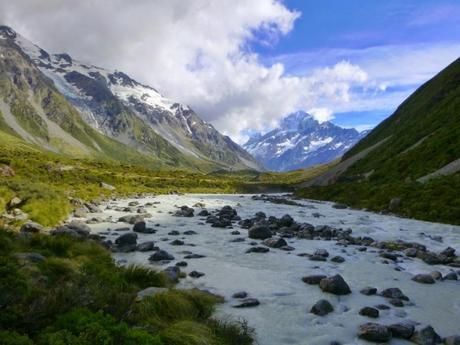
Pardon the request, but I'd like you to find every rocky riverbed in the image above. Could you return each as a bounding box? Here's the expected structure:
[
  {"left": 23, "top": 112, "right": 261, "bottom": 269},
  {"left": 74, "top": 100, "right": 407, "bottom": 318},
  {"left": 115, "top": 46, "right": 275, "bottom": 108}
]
[{"left": 68, "top": 194, "right": 460, "bottom": 345}]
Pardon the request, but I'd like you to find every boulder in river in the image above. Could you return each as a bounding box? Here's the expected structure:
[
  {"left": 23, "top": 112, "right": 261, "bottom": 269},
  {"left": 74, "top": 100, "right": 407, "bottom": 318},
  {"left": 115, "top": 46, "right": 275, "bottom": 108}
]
[
  {"left": 248, "top": 225, "right": 272, "bottom": 239},
  {"left": 359, "top": 307, "right": 379, "bottom": 318},
  {"left": 380, "top": 287, "right": 409, "bottom": 301},
  {"left": 388, "top": 323, "right": 415, "bottom": 339},
  {"left": 118, "top": 214, "right": 144, "bottom": 224},
  {"left": 319, "top": 275, "right": 351, "bottom": 295},
  {"left": 302, "top": 275, "right": 327, "bottom": 285},
  {"left": 175, "top": 206, "right": 194, "bottom": 217},
  {"left": 132, "top": 221, "right": 155, "bottom": 233},
  {"left": 360, "top": 287, "right": 377, "bottom": 296},
  {"left": 358, "top": 323, "right": 391, "bottom": 342},
  {"left": 330, "top": 255, "right": 345, "bottom": 263},
  {"left": 163, "top": 266, "right": 180, "bottom": 282},
  {"left": 246, "top": 246, "right": 269, "bottom": 254},
  {"left": 412, "top": 274, "right": 435, "bottom": 284},
  {"left": 233, "top": 298, "right": 260, "bottom": 308},
  {"left": 115, "top": 232, "right": 137, "bottom": 245},
  {"left": 444, "top": 271, "right": 458, "bottom": 280},
  {"left": 149, "top": 250, "right": 175, "bottom": 262},
  {"left": 232, "top": 291, "right": 248, "bottom": 299},
  {"left": 189, "top": 271, "right": 205, "bottom": 278},
  {"left": 263, "top": 237, "right": 287, "bottom": 248},
  {"left": 137, "top": 241, "right": 155, "bottom": 252},
  {"left": 310, "top": 299, "right": 334, "bottom": 316},
  {"left": 410, "top": 325, "right": 441, "bottom": 345},
  {"left": 314, "top": 249, "right": 329, "bottom": 257}
]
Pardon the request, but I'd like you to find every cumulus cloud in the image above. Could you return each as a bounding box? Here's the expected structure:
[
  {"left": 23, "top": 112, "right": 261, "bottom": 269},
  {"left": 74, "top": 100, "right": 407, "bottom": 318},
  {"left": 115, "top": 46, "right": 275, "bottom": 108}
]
[{"left": 1, "top": 0, "right": 370, "bottom": 143}]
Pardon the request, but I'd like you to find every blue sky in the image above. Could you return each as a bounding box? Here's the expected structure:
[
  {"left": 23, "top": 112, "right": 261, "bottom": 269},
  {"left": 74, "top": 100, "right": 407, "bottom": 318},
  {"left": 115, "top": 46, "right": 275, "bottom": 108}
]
[
  {"left": 251, "top": 0, "right": 460, "bottom": 130},
  {"left": 5, "top": 0, "right": 460, "bottom": 141}
]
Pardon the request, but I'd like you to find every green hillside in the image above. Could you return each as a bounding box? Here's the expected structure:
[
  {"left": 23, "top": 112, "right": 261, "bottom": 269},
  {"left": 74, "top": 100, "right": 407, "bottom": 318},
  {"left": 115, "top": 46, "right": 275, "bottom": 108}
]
[{"left": 298, "top": 58, "right": 460, "bottom": 224}]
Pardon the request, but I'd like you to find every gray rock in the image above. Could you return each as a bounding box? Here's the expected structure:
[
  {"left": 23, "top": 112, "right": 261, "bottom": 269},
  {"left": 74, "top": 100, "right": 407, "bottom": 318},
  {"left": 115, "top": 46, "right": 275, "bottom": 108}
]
[
  {"left": 115, "top": 232, "right": 138, "bottom": 246},
  {"left": 136, "top": 241, "right": 155, "bottom": 252},
  {"left": 314, "top": 249, "right": 329, "bottom": 257},
  {"left": 189, "top": 271, "right": 205, "bottom": 278},
  {"left": 309, "top": 255, "right": 327, "bottom": 262},
  {"left": 279, "top": 214, "right": 294, "bottom": 227},
  {"left": 430, "top": 271, "right": 443, "bottom": 280},
  {"left": 175, "top": 261, "right": 188, "bottom": 267},
  {"left": 118, "top": 214, "right": 144, "bottom": 224},
  {"left": 170, "top": 239, "right": 185, "bottom": 246},
  {"left": 233, "top": 298, "right": 260, "bottom": 308},
  {"left": 440, "top": 247, "right": 456, "bottom": 257},
  {"left": 410, "top": 325, "right": 442, "bottom": 345},
  {"left": 133, "top": 221, "right": 146, "bottom": 232},
  {"left": 20, "top": 221, "right": 44, "bottom": 234},
  {"left": 263, "top": 237, "right": 287, "bottom": 248},
  {"left": 246, "top": 246, "right": 269, "bottom": 254},
  {"left": 360, "top": 287, "right": 377, "bottom": 296},
  {"left": 358, "top": 323, "right": 391, "bottom": 342},
  {"left": 232, "top": 291, "right": 248, "bottom": 299},
  {"left": 359, "top": 307, "right": 379, "bottom": 318},
  {"left": 412, "top": 274, "right": 435, "bottom": 284},
  {"left": 175, "top": 206, "right": 194, "bottom": 217},
  {"left": 100, "top": 182, "right": 115, "bottom": 190},
  {"left": 302, "top": 275, "right": 327, "bottom": 285},
  {"left": 444, "top": 271, "right": 458, "bottom": 280},
  {"left": 183, "top": 253, "right": 206, "bottom": 259},
  {"left": 248, "top": 225, "right": 272, "bottom": 240},
  {"left": 149, "top": 250, "right": 175, "bottom": 261},
  {"left": 332, "top": 203, "right": 347, "bottom": 209},
  {"left": 389, "top": 298, "right": 405, "bottom": 307},
  {"left": 310, "top": 299, "right": 334, "bottom": 316},
  {"left": 381, "top": 287, "right": 409, "bottom": 301},
  {"left": 331, "top": 255, "right": 345, "bottom": 263},
  {"left": 389, "top": 323, "right": 415, "bottom": 339},
  {"left": 319, "top": 275, "right": 351, "bottom": 295},
  {"left": 405, "top": 248, "right": 418, "bottom": 257},
  {"left": 163, "top": 266, "right": 180, "bottom": 282},
  {"left": 66, "top": 220, "right": 91, "bottom": 236},
  {"left": 136, "top": 287, "right": 167, "bottom": 301},
  {"left": 73, "top": 208, "right": 88, "bottom": 218}
]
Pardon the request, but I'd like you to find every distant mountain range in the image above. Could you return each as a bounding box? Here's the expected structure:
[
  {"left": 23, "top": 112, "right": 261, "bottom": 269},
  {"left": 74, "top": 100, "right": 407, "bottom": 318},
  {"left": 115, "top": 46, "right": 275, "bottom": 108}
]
[
  {"left": 243, "top": 111, "right": 367, "bottom": 171},
  {"left": 0, "top": 25, "right": 260, "bottom": 171}
]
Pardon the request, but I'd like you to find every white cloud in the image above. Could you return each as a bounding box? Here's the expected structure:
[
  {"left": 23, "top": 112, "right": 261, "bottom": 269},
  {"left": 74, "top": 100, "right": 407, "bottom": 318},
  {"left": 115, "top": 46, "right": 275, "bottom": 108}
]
[
  {"left": 0, "top": 0, "right": 371, "bottom": 143},
  {"left": 308, "top": 108, "right": 334, "bottom": 122}
]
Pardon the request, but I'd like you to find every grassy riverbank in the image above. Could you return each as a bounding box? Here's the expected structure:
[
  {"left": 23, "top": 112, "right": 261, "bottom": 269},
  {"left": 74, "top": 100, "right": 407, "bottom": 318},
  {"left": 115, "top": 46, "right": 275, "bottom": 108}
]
[
  {"left": 0, "top": 133, "right": 271, "bottom": 228},
  {"left": 0, "top": 228, "right": 253, "bottom": 345}
]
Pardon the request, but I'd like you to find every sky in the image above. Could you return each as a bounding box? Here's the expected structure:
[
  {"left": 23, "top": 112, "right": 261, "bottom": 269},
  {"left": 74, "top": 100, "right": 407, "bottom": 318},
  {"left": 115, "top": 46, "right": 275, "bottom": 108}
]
[{"left": 1, "top": 0, "right": 460, "bottom": 143}]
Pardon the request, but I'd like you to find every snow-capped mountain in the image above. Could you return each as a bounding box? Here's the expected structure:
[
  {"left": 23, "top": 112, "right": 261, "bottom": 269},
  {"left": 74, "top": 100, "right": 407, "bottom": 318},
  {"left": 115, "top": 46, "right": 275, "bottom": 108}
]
[
  {"left": 243, "top": 111, "right": 367, "bottom": 171},
  {"left": 1, "top": 25, "right": 260, "bottom": 170}
]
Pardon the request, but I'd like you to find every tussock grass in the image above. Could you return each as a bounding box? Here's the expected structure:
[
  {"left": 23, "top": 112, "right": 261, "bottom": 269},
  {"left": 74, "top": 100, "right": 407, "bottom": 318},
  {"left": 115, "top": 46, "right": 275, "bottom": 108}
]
[{"left": 0, "top": 229, "right": 254, "bottom": 344}]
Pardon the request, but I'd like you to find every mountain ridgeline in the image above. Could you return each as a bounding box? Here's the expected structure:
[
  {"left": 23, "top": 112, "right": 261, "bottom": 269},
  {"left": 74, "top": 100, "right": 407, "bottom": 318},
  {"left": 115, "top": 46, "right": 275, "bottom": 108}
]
[
  {"left": 0, "top": 25, "right": 260, "bottom": 171},
  {"left": 298, "top": 57, "right": 460, "bottom": 224},
  {"left": 244, "top": 111, "right": 366, "bottom": 171}
]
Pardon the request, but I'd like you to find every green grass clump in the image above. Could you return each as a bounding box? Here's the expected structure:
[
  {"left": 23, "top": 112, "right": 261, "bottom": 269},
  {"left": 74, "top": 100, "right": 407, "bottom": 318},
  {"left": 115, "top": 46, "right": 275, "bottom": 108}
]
[{"left": 0, "top": 228, "right": 254, "bottom": 344}]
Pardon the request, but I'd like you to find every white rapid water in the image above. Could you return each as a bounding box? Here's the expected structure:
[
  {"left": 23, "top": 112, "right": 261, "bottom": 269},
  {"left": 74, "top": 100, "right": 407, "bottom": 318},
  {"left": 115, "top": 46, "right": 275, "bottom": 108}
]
[{"left": 82, "top": 194, "right": 460, "bottom": 345}]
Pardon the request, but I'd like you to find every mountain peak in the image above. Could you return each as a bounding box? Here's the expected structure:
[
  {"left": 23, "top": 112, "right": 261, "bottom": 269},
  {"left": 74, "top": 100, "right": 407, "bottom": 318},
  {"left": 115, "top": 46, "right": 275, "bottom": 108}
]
[
  {"left": 244, "top": 111, "right": 366, "bottom": 171},
  {"left": 0, "top": 25, "right": 17, "bottom": 40},
  {"left": 280, "top": 111, "right": 318, "bottom": 131}
]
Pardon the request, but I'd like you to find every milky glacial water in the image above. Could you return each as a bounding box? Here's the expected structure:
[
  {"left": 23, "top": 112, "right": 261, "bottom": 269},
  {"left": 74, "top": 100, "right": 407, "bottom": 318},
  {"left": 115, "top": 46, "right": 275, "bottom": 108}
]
[{"left": 82, "top": 194, "right": 460, "bottom": 345}]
